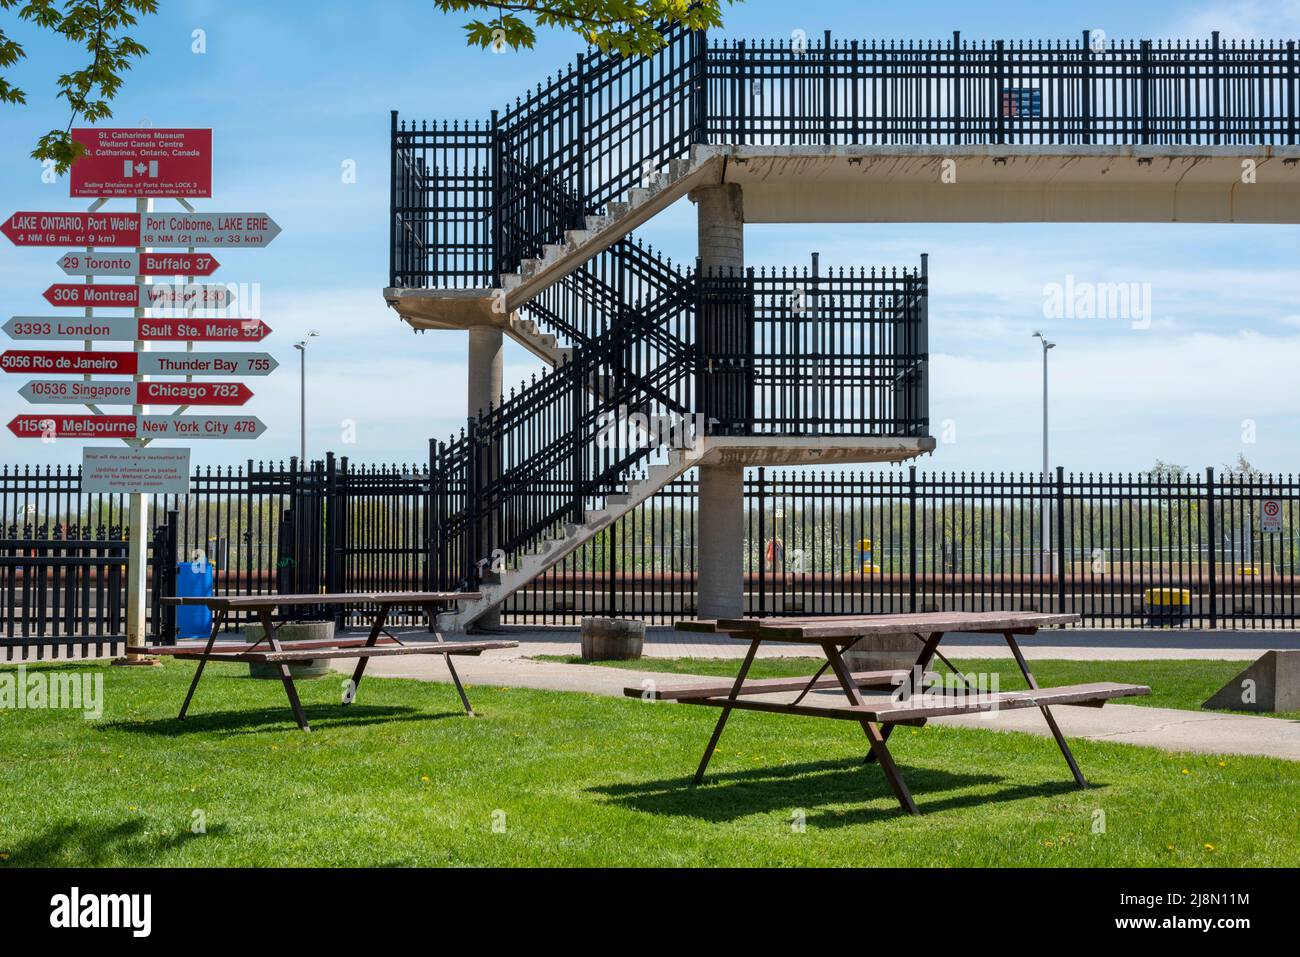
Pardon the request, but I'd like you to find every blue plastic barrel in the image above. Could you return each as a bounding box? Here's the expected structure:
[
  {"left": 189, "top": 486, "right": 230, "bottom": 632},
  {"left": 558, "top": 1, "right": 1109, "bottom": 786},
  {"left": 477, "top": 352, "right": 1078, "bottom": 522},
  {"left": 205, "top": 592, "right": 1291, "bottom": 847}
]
[{"left": 174, "top": 560, "right": 216, "bottom": 639}]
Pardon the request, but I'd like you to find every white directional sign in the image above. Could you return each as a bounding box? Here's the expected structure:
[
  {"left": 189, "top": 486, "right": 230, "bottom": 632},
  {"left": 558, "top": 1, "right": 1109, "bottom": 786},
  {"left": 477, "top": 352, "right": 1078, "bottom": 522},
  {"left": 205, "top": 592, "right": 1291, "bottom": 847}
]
[
  {"left": 137, "top": 352, "right": 277, "bottom": 376},
  {"left": 3, "top": 211, "right": 281, "bottom": 248},
  {"left": 42, "top": 282, "right": 233, "bottom": 309},
  {"left": 56, "top": 251, "right": 221, "bottom": 277},
  {"left": 136, "top": 414, "right": 267, "bottom": 440},
  {"left": 18, "top": 380, "right": 254, "bottom": 406},
  {"left": 5, "top": 316, "right": 267, "bottom": 342},
  {"left": 8, "top": 413, "right": 266, "bottom": 440}
]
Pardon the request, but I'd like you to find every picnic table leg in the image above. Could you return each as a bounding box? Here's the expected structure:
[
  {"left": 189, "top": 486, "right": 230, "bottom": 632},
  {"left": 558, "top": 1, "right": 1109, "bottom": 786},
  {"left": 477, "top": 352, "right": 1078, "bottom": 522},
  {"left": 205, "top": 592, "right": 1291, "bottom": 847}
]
[
  {"left": 1004, "top": 631, "right": 1087, "bottom": 788},
  {"left": 691, "top": 638, "right": 759, "bottom": 786},
  {"left": 260, "top": 608, "right": 311, "bottom": 732},
  {"left": 343, "top": 605, "right": 390, "bottom": 705},
  {"left": 426, "top": 603, "right": 476, "bottom": 716},
  {"left": 866, "top": 631, "right": 942, "bottom": 764},
  {"left": 178, "top": 609, "right": 226, "bottom": 720},
  {"left": 823, "top": 642, "right": 920, "bottom": 816}
]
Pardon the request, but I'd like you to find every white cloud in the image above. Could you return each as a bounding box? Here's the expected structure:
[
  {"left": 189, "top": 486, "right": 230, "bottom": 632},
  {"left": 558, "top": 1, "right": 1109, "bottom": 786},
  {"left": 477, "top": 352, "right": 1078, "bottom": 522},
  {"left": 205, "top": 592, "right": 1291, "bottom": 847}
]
[{"left": 1172, "top": 1, "right": 1300, "bottom": 38}]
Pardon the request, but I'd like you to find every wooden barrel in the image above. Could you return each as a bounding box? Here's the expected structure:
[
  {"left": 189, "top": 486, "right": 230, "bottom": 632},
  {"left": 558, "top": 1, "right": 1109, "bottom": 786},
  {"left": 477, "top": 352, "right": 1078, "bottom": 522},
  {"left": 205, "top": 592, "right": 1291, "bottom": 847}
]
[
  {"left": 580, "top": 617, "right": 645, "bottom": 660},
  {"left": 245, "top": 621, "right": 336, "bottom": 679}
]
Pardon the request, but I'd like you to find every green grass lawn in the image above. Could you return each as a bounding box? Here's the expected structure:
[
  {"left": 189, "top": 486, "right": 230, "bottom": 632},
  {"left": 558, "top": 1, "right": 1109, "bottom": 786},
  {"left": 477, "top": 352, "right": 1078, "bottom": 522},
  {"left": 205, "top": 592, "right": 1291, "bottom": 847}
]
[
  {"left": 1, "top": 659, "right": 1297, "bottom": 867},
  {"left": 536, "top": 655, "right": 1300, "bottom": 720}
]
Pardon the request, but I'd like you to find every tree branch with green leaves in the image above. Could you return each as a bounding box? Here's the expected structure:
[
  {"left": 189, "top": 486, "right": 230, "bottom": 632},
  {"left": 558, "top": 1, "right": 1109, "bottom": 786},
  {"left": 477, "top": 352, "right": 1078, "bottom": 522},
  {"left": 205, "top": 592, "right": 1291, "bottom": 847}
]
[
  {"left": 434, "top": 0, "right": 737, "bottom": 56},
  {"left": 1, "top": 0, "right": 158, "bottom": 175}
]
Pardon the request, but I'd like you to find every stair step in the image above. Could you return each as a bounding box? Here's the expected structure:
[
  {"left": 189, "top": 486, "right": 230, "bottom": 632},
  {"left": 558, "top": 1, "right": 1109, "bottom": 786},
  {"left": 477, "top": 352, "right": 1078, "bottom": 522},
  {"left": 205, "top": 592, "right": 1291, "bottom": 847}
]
[
  {"left": 668, "top": 158, "right": 691, "bottom": 180},
  {"left": 500, "top": 273, "right": 523, "bottom": 291},
  {"left": 563, "top": 229, "right": 591, "bottom": 245},
  {"left": 629, "top": 187, "right": 652, "bottom": 206},
  {"left": 606, "top": 201, "right": 631, "bottom": 219},
  {"left": 604, "top": 493, "right": 630, "bottom": 507},
  {"left": 585, "top": 215, "right": 608, "bottom": 231}
]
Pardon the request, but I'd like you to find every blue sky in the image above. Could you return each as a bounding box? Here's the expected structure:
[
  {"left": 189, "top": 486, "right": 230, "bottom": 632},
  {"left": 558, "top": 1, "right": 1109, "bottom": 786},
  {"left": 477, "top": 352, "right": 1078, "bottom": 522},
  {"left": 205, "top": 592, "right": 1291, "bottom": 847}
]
[{"left": 1, "top": 0, "right": 1298, "bottom": 474}]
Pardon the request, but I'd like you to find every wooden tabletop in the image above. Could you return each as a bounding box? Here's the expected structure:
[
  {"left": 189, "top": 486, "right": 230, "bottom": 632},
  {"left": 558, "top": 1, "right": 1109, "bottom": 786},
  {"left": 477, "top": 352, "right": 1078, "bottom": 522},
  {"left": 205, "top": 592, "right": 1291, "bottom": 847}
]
[
  {"left": 161, "top": 591, "right": 482, "bottom": 610},
  {"left": 677, "top": 611, "right": 1078, "bottom": 643}
]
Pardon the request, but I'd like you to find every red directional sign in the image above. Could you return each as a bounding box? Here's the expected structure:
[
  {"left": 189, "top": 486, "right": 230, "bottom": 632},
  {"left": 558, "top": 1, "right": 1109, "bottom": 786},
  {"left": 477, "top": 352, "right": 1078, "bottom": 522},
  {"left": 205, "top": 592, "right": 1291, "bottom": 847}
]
[
  {"left": 140, "top": 381, "right": 253, "bottom": 406},
  {"left": 9, "top": 413, "right": 265, "bottom": 439},
  {"left": 56, "top": 251, "right": 221, "bottom": 277},
  {"left": 1, "top": 349, "right": 277, "bottom": 376},
  {"left": 70, "top": 128, "right": 212, "bottom": 198},
  {"left": 9, "top": 414, "right": 135, "bottom": 438},
  {"left": 40, "top": 284, "right": 233, "bottom": 309},
  {"left": 2, "top": 211, "right": 139, "bottom": 247},
  {"left": 2, "top": 211, "right": 280, "bottom": 248},
  {"left": 1, "top": 349, "right": 134, "bottom": 375},
  {"left": 18, "top": 379, "right": 253, "bottom": 406},
  {"left": 5, "top": 316, "right": 268, "bottom": 342}
]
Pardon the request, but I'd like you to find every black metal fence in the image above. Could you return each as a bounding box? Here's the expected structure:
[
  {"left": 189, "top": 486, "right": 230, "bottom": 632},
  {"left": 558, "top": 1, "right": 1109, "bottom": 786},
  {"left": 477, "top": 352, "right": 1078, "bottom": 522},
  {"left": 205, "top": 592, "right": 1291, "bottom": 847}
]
[
  {"left": 393, "top": 28, "right": 1300, "bottom": 287},
  {"left": 2, "top": 459, "right": 1296, "bottom": 644}
]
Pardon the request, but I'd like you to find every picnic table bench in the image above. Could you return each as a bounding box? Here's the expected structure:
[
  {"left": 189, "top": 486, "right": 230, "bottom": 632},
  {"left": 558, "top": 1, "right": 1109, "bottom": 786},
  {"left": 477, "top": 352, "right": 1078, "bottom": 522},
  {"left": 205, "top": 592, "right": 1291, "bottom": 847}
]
[
  {"left": 135, "top": 592, "right": 515, "bottom": 731},
  {"left": 625, "top": 611, "right": 1149, "bottom": 815}
]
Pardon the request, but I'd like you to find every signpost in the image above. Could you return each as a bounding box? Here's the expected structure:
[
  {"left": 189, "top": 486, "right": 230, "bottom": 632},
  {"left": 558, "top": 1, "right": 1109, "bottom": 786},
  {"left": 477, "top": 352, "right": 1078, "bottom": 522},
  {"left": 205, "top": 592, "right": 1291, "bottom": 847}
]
[
  {"left": 3, "top": 127, "right": 277, "bottom": 659},
  {"left": 8, "top": 413, "right": 267, "bottom": 440},
  {"left": 56, "top": 251, "right": 220, "bottom": 276},
  {"left": 2, "top": 210, "right": 282, "bottom": 247},
  {"left": 6, "top": 316, "right": 267, "bottom": 341},
  {"left": 70, "top": 128, "right": 213, "bottom": 198},
  {"left": 2, "top": 349, "right": 277, "bottom": 375},
  {"left": 40, "top": 282, "right": 234, "bottom": 309},
  {"left": 18, "top": 380, "right": 254, "bottom": 406},
  {"left": 81, "top": 447, "right": 193, "bottom": 495}
]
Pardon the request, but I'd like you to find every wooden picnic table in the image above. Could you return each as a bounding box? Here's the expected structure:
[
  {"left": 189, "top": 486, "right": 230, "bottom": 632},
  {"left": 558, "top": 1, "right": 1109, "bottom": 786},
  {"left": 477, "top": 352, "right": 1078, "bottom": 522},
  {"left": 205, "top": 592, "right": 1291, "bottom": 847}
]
[
  {"left": 626, "top": 611, "right": 1149, "bottom": 815},
  {"left": 138, "top": 592, "right": 515, "bottom": 731}
]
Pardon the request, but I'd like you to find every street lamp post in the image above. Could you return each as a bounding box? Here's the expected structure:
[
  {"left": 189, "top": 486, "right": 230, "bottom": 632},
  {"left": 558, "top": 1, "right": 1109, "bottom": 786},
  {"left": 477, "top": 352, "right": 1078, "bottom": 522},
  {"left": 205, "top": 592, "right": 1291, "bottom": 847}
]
[
  {"left": 1032, "top": 331, "right": 1056, "bottom": 571},
  {"left": 293, "top": 331, "right": 319, "bottom": 467}
]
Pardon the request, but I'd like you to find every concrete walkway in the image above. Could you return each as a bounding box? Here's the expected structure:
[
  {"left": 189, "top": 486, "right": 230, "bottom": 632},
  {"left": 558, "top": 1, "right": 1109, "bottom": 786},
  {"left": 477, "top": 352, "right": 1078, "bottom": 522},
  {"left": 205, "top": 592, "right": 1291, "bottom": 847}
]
[
  {"left": 371, "top": 624, "right": 1300, "bottom": 662},
  {"left": 336, "top": 626, "right": 1300, "bottom": 762}
]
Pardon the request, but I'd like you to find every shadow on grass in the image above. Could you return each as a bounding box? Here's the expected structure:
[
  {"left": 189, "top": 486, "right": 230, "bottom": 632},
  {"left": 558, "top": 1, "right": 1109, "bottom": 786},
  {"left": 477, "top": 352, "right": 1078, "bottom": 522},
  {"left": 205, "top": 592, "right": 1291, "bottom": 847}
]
[
  {"left": 102, "top": 704, "right": 465, "bottom": 737},
  {"left": 591, "top": 756, "right": 1088, "bottom": 822},
  {"left": 5, "top": 817, "right": 231, "bottom": 867}
]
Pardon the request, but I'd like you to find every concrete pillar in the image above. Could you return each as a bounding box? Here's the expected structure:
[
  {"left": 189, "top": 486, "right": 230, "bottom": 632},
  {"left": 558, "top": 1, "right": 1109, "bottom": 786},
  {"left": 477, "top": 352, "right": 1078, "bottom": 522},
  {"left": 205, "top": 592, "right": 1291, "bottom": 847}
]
[
  {"left": 693, "top": 183, "right": 746, "bottom": 620},
  {"left": 694, "top": 183, "right": 744, "bottom": 273},
  {"left": 696, "top": 462, "right": 746, "bottom": 619},
  {"left": 467, "top": 325, "right": 504, "bottom": 419},
  {"left": 467, "top": 325, "right": 504, "bottom": 630}
]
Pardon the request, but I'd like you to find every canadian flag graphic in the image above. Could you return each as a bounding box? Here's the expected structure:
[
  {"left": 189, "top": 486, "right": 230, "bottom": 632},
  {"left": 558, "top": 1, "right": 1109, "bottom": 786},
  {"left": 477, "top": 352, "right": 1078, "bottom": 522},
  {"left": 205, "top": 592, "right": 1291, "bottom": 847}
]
[{"left": 123, "top": 160, "right": 160, "bottom": 178}]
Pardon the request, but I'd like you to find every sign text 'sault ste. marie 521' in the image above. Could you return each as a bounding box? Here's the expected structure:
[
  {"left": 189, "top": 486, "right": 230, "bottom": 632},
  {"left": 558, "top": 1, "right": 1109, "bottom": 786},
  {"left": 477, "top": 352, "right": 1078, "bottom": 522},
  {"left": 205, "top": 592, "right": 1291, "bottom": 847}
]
[{"left": 5, "top": 316, "right": 266, "bottom": 342}]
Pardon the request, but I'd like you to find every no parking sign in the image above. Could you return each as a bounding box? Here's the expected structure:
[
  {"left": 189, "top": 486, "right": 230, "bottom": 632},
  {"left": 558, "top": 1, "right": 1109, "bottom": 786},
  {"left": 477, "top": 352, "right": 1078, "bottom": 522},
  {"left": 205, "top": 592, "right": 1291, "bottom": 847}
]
[{"left": 1261, "top": 499, "right": 1283, "bottom": 533}]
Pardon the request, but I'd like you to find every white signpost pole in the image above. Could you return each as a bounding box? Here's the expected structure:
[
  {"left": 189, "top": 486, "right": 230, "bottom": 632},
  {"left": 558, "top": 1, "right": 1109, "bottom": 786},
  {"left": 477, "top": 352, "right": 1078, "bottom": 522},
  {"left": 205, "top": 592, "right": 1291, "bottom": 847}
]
[{"left": 123, "top": 195, "right": 152, "bottom": 658}]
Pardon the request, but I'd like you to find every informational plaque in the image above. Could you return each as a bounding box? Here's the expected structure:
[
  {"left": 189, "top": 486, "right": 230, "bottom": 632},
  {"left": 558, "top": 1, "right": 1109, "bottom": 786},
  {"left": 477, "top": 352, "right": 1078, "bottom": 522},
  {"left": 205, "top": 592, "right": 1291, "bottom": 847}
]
[{"left": 81, "top": 446, "right": 192, "bottom": 494}]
